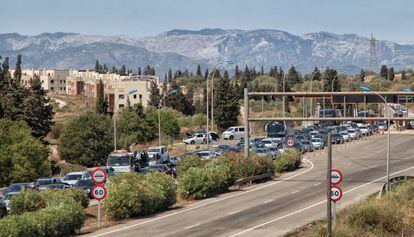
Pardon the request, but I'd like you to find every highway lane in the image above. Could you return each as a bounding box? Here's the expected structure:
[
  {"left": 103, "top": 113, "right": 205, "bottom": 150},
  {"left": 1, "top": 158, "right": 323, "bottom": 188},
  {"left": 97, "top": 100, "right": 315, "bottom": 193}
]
[{"left": 87, "top": 134, "right": 414, "bottom": 237}]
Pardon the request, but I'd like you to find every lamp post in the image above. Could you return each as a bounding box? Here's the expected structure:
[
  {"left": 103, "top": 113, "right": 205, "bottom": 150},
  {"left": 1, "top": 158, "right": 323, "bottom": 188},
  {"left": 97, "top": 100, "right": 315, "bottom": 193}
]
[
  {"left": 207, "top": 59, "right": 233, "bottom": 147},
  {"left": 359, "top": 85, "right": 391, "bottom": 192},
  {"left": 158, "top": 89, "right": 178, "bottom": 146},
  {"left": 113, "top": 89, "right": 138, "bottom": 150}
]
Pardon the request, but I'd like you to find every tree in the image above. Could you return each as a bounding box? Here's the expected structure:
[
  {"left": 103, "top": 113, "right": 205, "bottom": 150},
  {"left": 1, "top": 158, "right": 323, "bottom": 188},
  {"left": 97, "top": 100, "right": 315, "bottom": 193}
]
[
  {"left": 234, "top": 65, "right": 240, "bottom": 80},
  {"left": 380, "top": 65, "right": 388, "bottom": 78},
  {"left": 360, "top": 69, "right": 366, "bottom": 82},
  {"left": 96, "top": 79, "right": 109, "bottom": 115},
  {"left": 1, "top": 57, "right": 9, "bottom": 78},
  {"left": 285, "top": 65, "right": 301, "bottom": 91},
  {"left": 204, "top": 68, "right": 209, "bottom": 80},
  {"left": 388, "top": 67, "right": 395, "bottom": 81},
  {"left": 24, "top": 75, "right": 55, "bottom": 138},
  {"left": 95, "top": 60, "right": 100, "bottom": 72},
  {"left": 148, "top": 80, "right": 161, "bottom": 107},
  {"left": 214, "top": 76, "right": 240, "bottom": 131},
  {"left": 119, "top": 65, "right": 126, "bottom": 76},
  {"left": 401, "top": 70, "right": 407, "bottom": 80},
  {"left": 322, "top": 68, "right": 340, "bottom": 92},
  {"left": 13, "top": 55, "right": 22, "bottom": 83},
  {"left": 196, "top": 65, "right": 202, "bottom": 77},
  {"left": 59, "top": 111, "right": 113, "bottom": 167},
  {"left": 168, "top": 69, "right": 173, "bottom": 82},
  {"left": 138, "top": 67, "right": 142, "bottom": 75},
  {"left": 311, "top": 67, "right": 321, "bottom": 81},
  {"left": 0, "top": 119, "right": 50, "bottom": 187}
]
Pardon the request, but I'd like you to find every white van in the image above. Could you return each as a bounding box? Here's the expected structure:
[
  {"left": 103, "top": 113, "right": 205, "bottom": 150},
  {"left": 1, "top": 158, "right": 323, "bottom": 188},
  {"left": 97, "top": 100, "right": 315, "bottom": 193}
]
[
  {"left": 222, "top": 126, "right": 251, "bottom": 140},
  {"left": 147, "top": 146, "right": 169, "bottom": 164}
]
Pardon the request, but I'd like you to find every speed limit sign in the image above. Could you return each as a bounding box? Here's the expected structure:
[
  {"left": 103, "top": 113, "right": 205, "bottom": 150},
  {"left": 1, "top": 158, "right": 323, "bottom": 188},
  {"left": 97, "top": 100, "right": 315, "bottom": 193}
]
[
  {"left": 331, "top": 168, "right": 343, "bottom": 185},
  {"left": 91, "top": 168, "right": 107, "bottom": 184},
  {"left": 330, "top": 186, "right": 342, "bottom": 202},
  {"left": 286, "top": 137, "right": 295, "bottom": 147},
  {"left": 91, "top": 184, "right": 107, "bottom": 201}
]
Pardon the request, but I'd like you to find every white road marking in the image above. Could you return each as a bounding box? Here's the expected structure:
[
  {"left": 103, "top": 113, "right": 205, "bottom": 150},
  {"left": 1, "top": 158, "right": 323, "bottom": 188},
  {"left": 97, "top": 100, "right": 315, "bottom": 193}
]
[
  {"left": 184, "top": 223, "right": 201, "bottom": 230},
  {"left": 90, "top": 159, "right": 315, "bottom": 237},
  {"left": 313, "top": 182, "right": 321, "bottom": 187},
  {"left": 228, "top": 166, "right": 414, "bottom": 237},
  {"left": 228, "top": 210, "right": 243, "bottom": 215},
  {"left": 291, "top": 190, "right": 299, "bottom": 194},
  {"left": 263, "top": 199, "right": 274, "bottom": 204}
]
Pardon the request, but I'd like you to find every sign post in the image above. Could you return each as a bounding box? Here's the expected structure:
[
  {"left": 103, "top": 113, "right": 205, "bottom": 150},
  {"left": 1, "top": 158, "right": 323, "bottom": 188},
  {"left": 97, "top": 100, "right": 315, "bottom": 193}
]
[{"left": 91, "top": 168, "right": 108, "bottom": 228}]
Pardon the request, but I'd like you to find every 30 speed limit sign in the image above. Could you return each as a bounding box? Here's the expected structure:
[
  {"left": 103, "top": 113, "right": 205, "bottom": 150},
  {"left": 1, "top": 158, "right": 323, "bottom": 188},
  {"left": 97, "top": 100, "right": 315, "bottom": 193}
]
[
  {"left": 286, "top": 137, "right": 295, "bottom": 147},
  {"left": 330, "top": 186, "right": 343, "bottom": 202},
  {"left": 91, "top": 184, "right": 107, "bottom": 201}
]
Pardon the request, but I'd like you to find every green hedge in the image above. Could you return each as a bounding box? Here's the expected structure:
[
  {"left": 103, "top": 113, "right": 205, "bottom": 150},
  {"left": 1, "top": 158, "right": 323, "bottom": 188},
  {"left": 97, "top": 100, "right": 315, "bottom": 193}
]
[
  {"left": 105, "top": 172, "right": 177, "bottom": 221},
  {"left": 0, "top": 189, "right": 87, "bottom": 237},
  {"left": 274, "top": 149, "right": 302, "bottom": 173},
  {"left": 177, "top": 155, "right": 204, "bottom": 175},
  {"left": 178, "top": 153, "right": 274, "bottom": 200},
  {"left": 9, "top": 190, "right": 46, "bottom": 215}
]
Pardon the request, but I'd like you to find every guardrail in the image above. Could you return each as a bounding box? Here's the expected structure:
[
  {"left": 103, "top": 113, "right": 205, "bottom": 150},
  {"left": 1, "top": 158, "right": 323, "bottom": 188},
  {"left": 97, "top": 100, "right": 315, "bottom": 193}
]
[
  {"left": 377, "top": 175, "right": 414, "bottom": 198},
  {"left": 234, "top": 173, "right": 274, "bottom": 189}
]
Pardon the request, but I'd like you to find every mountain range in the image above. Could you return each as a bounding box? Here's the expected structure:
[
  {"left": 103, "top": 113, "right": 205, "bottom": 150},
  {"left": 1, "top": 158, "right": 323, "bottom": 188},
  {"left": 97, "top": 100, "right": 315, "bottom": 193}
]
[{"left": 1, "top": 29, "right": 414, "bottom": 76}]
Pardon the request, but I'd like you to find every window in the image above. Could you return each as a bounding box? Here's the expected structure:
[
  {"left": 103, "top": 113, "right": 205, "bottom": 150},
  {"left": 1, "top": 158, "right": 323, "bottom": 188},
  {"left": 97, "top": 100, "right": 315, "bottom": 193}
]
[
  {"left": 133, "top": 94, "right": 137, "bottom": 99},
  {"left": 239, "top": 127, "right": 245, "bottom": 132},
  {"left": 50, "top": 87, "right": 54, "bottom": 91},
  {"left": 50, "top": 80, "right": 54, "bottom": 84},
  {"left": 139, "top": 94, "right": 143, "bottom": 102},
  {"left": 119, "top": 104, "right": 124, "bottom": 108},
  {"left": 119, "top": 94, "right": 125, "bottom": 99}
]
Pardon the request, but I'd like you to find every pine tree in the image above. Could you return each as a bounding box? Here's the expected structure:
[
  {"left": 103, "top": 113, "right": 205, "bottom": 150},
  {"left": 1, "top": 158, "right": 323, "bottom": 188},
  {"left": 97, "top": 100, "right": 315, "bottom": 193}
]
[
  {"left": 149, "top": 67, "right": 155, "bottom": 76},
  {"left": 401, "top": 70, "right": 407, "bottom": 80},
  {"left": 223, "top": 70, "right": 229, "bottom": 80},
  {"left": 119, "top": 65, "right": 126, "bottom": 76},
  {"left": 360, "top": 69, "right": 366, "bottom": 82},
  {"left": 95, "top": 60, "right": 100, "bottom": 72},
  {"left": 388, "top": 67, "right": 395, "bottom": 81},
  {"left": 261, "top": 66, "right": 264, "bottom": 75},
  {"left": 234, "top": 65, "right": 240, "bottom": 80},
  {"left": 1, "top": 57, "right": 9, "bottom": 78},
  {"left": 311, "top": 67, "right": 321, "bottom": 81},
  {"left": 196, "top": 64, "right": 202, "bottom": 77},
  {"left": 214, "top": 76, "right": 240, "bottom": 131},
  {"left": 103, "top": 64, "right": 108, "bottom": 72},
  {"left": 285, "top": 65, "right": 301, "bottom": 90},
  {"left": 380, "top": 65, "right": 388, "bottom": 78},
  {"left": 13, "top": 55, "right": 22, "bottom": 83},
  {"left": 168, "top": 69, "right": 173, "bottom": 82},
  {"left": 322, "top": 68, "right": 340, "bottom": 92},
  {"left": 204, "top": 68, "right": 209, "bottom": 80},
  {"left": 96, "top": 79, "right": 109, "bottom": 115},
  {"left": 148, "top": 80, "right": 161, "bottom": 107},
  {"left": 138, "top": 67, "right": 142, "bottom": 75}
]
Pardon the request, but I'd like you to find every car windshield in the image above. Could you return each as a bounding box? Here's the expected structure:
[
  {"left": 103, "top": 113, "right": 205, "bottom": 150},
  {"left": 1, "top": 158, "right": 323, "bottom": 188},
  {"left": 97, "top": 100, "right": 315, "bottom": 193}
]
[
  {"left": 311, "top": 139, "right": 320, "bottom": 142},
  {"left": 348, "top": 130, "right": 355, "bottom": 133},
  {"left": 332, "top": 134, "right": 341, "bottom": 137},
  {"left": 36, "top": 179, "right": 52, "bottom": 185},
  {"left": 360, "top": 126, "right": 368, "bottom": 129},
  {"left": 262, "top": 140, "right": 272, "bottom": 144},
  {"left": 199, "top": 152, "right": 210, "bottom": 157},
  {"left": 302, "top": 141, "right": 310, "bottom": 144},
  {"left": 108, "top": 156, "right": 130, "bottom": 166},
  {"left": 225, "top": 128, "right": 234, "bottom": 132},
  {"left": 63, "top": 174, "right": 82, "bottom": 181},
  {"left": 7, "top": 184, "right": 22, "bottom": 192},
  {"left": 268, "top": 148, "right": 277, "bottom": 151}
]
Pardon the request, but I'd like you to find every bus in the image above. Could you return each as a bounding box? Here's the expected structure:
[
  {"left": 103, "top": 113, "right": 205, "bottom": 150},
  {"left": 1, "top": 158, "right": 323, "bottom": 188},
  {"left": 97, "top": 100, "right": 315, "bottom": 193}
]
[{"left": 265, "top": 121, "right": 293, "bottom": 142}]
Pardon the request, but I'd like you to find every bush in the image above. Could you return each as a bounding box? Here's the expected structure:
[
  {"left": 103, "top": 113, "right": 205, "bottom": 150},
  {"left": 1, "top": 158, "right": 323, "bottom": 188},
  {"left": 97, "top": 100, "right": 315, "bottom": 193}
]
[
  {"left": 43, "top": 188, "right": 89, "bottom": 208},
  {"left": 105, "top": 172, "right": 177, "bottom": 221},
  {"left": 179, "top": 167, "right": 213, "bottom": 200},
  {"left": 0, "top": 189, "right": 86, "bottom": 237},
  {"left": 9, "top": 190, "right": 46, "bottom": 215},
  {"left": 274, "top": 149, "right": 302, "bottom": 173},
  {"left": 177, "top": 155, "right": 204, "bottom": 175}
]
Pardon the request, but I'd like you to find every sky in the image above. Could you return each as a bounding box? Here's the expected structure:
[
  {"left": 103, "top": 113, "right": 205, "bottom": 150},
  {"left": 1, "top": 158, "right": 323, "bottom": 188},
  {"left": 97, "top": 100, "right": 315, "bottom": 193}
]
[{"left": 2, "top": 0, "right": 414, "bottom": 44}]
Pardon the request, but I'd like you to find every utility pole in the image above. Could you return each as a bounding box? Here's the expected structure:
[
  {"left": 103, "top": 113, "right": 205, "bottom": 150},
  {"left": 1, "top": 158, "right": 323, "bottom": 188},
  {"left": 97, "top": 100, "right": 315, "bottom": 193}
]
[{"left": 327, "top": 132, "right": 332, "bottom": 237}]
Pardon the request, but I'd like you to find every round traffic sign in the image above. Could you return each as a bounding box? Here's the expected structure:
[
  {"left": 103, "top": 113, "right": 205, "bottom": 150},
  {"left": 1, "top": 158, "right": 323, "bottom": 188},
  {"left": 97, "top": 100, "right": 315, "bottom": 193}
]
[
  {"left": 331, "top": 168, "right": 343, "bottom": 185},
  {"left": 330, "top": 186, "right": 343, "bottom": 202},
  {"left": 91, "top": 168, "right": 107, "bottom": 184},
  {"left": 286, "top": 137, "right": 295, "bottom": 147},
  {"left": 91, "top": 184, "right": 107, "bottom": 201}
]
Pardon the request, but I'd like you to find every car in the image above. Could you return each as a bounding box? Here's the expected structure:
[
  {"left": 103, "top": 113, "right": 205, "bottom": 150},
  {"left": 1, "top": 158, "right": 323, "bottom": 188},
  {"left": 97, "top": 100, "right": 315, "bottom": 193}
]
[
  {"left": 197, "top": 150, "right": 216, "bottom": 160},
  {"left": 209, "top": 132, "right": 220, "bottom": 141},
  {"left": 1, "top": 191, "right": 19, "bottom": 213},
  {"left": 369, "top": 124, "right": 379, "bottom": 134},
  {"left": 309, "top": 131, "right": 319, "bottom": 139},
  {"left": 267, "top": 147, "right": 280, "bottom": 159},
  {"left": 37, "top": 183, "right": 70, "bottom": 192},
  {"left": 0, "top": 200, "right": 6, "bottom": 218},
  {"left": 359, "top": 126, "right": 369, "bottom": 136},
  {"left": 311, "top": 138, "right": 324, "bottom": 150},
  {"left": 34, "top": 177, "right": 60, "bottom": 189},
  {"left": 376, "top": 121, "right": 388, "bottom": 131},
  {"left": 339, "top": 131, "right": 350, "bottom": 141},
  {"left": 292, "top": 141, "right": 305, "bottom": 154},
  {"left": 301, "top": 140, "right": 315, "bottom": 152},
  {"left": 183, "top": 133, "right": 211, "bottom": 144},
  {"left": 222, "top": 126, "right": 250, "bottom": 140},
  {"left": 347, "top": 129, "right": 357, "bottom": 140},
  {"left": 62, "top": 171, "right": 91, "bottom": 186},
  {"left": 74, "top": 179, "right": 96, "bottom": 198},
  {"left": 147, "top": 146, "right": 169, "bottom": 164},
  {"left": 261, "top": 138, "right": 279, "bottom": 148},
  {"left": 214, "top": 145, "right": 241, "bottom": 155},
  {"left": 252, "top": 147, "right": 270, "bottom": 157},
  {"left": 331, "top": 133, "right": 345, "bottom": 144},
  {"left": 143, "top": 164, "right": 177, "bottom": 177},
  {"left": 1, "top": 183, "right": 29, "bottom": 198}
]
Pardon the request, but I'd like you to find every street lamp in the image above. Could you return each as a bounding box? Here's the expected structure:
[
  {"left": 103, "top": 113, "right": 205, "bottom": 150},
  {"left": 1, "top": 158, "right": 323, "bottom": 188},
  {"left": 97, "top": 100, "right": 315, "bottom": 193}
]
[
  {"left": 359, "top": 85, "right": 391, "bottom": 192},
  {"left": 158, "top": 89, "right": 178, "bottom": 146},
  {"left": 207, "top": 59, "right": 233, "bottom": 147},
  {"left": 113, "top": 89, "right": 138, "bottom": 150}
]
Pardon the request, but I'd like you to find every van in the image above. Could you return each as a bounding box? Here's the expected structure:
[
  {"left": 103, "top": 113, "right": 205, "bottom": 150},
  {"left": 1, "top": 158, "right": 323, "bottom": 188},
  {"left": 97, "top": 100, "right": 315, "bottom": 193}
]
[
  {"left": 147, "top": 146, "right": 169, "bottom": 164},
  {"left": 222, "top": 126, "right": 251, "bottom": 140}
]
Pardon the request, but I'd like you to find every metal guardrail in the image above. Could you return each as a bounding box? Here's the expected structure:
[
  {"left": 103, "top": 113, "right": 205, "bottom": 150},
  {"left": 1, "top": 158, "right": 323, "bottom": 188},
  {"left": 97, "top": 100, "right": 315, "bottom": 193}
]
[
  {"left": 234, "top": 173, "right": 274, "bottom": 189},
  {"left": 377, "top": 175, "right": 414, "bottom": 198}
]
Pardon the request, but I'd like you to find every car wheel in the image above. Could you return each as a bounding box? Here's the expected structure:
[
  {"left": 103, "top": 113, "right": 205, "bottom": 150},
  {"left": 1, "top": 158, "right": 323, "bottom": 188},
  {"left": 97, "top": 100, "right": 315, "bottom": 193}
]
[
  {"left": 229, "top": 135, "right": 234, "bottom": 140},
  {"left": 191, "top": 140, "right": 195, "bottom": 144}
]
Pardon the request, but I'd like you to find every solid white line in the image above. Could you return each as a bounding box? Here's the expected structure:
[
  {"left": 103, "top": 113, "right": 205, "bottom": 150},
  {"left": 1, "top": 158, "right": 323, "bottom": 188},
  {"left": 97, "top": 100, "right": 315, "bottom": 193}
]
[
  {"left": 90, "top": 159, "right": 315, "bottom": 237},
  {"left": 228, "top": 166, "right": 414, "bottom": 237},
  {"left": 228, "top": 210, "right": 243, "bottom": 216},
  {"left": 313, "top": 182, "right": 321, "bottom": 187},
  {"left": 263, "top": 199, "right": 274, "bottom": 204},
  {"left": 184, "top": 223, "right": 201, "bottom": 230}
]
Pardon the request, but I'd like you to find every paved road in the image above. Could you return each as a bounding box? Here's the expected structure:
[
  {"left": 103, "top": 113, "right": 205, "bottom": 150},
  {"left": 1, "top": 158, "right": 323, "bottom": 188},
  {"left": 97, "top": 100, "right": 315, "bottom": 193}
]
[{"left": 86, "top": 134, "right": 414, "bottom": 237}]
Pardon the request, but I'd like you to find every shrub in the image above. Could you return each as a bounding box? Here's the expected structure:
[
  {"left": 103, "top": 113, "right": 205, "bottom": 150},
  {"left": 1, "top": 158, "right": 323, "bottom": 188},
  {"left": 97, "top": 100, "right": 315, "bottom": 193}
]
[
  {"left": 105, "top": 172, "right": 177, "bottom": 221},
  {"left": 43, "top": 188, "right": 89, "bottom": 208},
  {"left": 9, "top": 190, "right": 46, "bottom": 215},
  {"left": 177, "top": 155, "right": 204, "bottom": 175},
  {"left": 179, "top": 167, "right": 212, "bottom": 200},
  {"left": 274, "top": 149, "right": 302, "bottom": 173}
]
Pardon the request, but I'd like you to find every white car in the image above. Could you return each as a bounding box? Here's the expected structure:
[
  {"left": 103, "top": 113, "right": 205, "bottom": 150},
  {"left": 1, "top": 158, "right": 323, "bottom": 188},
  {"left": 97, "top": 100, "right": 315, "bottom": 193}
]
[
  {"left": 2, "top": 192, "right": 19, "bottom": 212},
  {"left": 359, "top": 126, "right": 369, "bottom": 135},
  {"left": 309, "top": 131, "right": 319, "bottom": 139},
  {"left": 62, "top": 171, "right": 91, "bottom": 186},
  {"left": 261, "top": 138, "right": 279, "bottom": 148},
  {"left": 183, "top": 133, "right": 211, "bottom": 144},
  {"left": 347, "top": 129, "right": 357, "bottom": 140},
  {"left": 340, "top": 131, "right": 350, "bottom": 141},
  {"left": 222, "top": 126, "right": 250, "bottom": 140},
  {"left": 311, "top": 138, "right": 324, "bottom": 150},
  {"left": 197, "top": 150, "right": 216, "bottom": 160}
]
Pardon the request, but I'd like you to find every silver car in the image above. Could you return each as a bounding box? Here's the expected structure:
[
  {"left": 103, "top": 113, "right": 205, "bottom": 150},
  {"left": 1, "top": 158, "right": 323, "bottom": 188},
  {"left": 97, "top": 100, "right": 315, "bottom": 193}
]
[{"left": 311, "top": 138, "right": 324, "bottom": 150}]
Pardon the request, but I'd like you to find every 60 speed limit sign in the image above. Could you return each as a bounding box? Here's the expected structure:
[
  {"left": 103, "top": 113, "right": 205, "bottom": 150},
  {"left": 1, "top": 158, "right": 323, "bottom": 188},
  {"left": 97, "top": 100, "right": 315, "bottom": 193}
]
[
  {"left": 91, "top": 184, "right": 107, "bottom": 201},
  {"left": 286, "top": 137, "right": 295, "bottom": 147},
  {"left": 330, "top": 186, "right": 343, "bottom": 202}
]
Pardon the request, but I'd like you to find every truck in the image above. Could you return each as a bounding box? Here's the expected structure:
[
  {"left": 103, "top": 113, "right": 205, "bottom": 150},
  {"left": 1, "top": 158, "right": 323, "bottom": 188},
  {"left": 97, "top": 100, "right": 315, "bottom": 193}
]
[
  {"left": 147, "top": 146, "right": 169, "bottom": 165},
  {"left": 106, "top": 150, "right": 135, "bottom": 174}
]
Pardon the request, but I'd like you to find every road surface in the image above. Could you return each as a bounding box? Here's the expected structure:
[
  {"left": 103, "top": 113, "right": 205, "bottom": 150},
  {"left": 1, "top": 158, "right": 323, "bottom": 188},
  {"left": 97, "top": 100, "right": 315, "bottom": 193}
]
[{"left": 86, "top": 134, "right": 414, "bottom": 237}]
